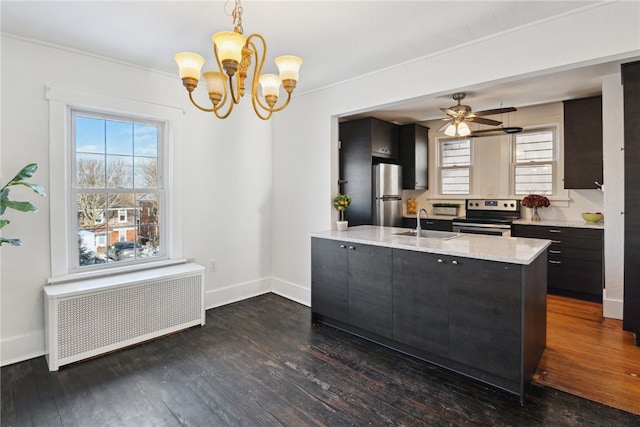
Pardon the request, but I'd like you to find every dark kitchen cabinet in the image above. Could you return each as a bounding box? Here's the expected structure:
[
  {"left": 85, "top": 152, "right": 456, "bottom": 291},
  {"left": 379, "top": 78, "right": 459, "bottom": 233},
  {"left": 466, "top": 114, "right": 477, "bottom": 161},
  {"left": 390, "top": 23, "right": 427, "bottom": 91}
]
[
  {"left": 401, "top": 217, "right": 453, "bottom": 231},
  {"left": 310, "top": 238, "right": 348, "bottom": 323},
  {"left": 446, "top": 255, "right": 522, "bottom": 382},
  {"left": 512, "top": 224, "right": 603, "bottom": 302},
  {"left": 311, "top": 237, "right": 393, "bottom": 338},
  {"left": 348, "top": 243, "right": 393, "bottom": 338},
  {"left": 398, "top": 124, "right": 428, "bottom": 190},
  {"left": 623, "top": 61, "right": 640, "bottom": 344},
  {"left": 563, "top": 96, "right": 603, "bottom": 189},
  {"left": 392, "top": 249, "right": 449, "bottom": 357},
  {"left": 339, "top": 117, "right": 399, "bottom": 226}
]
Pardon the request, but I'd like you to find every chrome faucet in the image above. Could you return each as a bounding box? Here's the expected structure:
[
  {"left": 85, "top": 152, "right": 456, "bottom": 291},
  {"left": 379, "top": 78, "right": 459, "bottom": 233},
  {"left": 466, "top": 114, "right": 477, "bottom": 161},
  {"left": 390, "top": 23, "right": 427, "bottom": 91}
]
[{"left": 416, "top": 208, "right": 428, "bottom": 236}]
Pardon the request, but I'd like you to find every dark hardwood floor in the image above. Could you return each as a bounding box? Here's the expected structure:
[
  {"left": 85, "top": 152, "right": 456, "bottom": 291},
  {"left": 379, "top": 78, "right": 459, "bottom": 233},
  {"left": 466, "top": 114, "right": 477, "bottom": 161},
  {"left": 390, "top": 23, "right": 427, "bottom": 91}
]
[{"left": 2, "top": 293, "right": 639, "bottom": 426}]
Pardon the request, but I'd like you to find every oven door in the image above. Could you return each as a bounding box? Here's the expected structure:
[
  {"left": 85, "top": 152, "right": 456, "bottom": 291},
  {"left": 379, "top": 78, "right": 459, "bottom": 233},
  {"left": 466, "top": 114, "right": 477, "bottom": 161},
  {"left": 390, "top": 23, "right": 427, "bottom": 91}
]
[{"left": 452, "top": 223, "right": 511, "bottom": 237}]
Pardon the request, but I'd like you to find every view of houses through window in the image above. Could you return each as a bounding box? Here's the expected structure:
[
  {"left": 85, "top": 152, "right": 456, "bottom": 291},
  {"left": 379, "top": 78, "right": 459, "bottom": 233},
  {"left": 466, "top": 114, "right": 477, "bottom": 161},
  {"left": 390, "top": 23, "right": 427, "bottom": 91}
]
[{"left": 74, "top": 111, "right": 163, "bottom": 267}]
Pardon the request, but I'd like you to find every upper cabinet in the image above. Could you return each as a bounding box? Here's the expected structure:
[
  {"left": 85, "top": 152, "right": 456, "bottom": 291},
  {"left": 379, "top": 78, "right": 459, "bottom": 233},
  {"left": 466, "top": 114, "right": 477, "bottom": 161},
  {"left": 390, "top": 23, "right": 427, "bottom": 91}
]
[
  {"left": 398, "top": 124, "right": 429, "bottom": 190},
  {"left": 369, "top": 118, "right": 399, "bottom": 159},
  {"left": 563, "top": 96, "right": 603, "bottom": 189}
]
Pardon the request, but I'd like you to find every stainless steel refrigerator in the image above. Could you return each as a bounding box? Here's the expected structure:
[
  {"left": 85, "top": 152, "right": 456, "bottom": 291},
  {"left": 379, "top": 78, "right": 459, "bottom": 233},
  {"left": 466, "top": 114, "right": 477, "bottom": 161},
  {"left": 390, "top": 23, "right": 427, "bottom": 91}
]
[{"left": 372, "top": 164, "right": 403, "bottom": 226}]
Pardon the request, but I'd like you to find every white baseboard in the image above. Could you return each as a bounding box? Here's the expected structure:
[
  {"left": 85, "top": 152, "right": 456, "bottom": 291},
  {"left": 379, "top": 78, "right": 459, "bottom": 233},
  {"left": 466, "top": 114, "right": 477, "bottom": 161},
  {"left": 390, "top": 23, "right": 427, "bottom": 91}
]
[
  {"left": 271, "top": 277, "right": 310, "bottom": 307},
  {"left": 1, "top": 330, "right": 45, "bottom": 367},
  {"left": 603, "top": 291, "right": 624, "bottom": 320},
  {"left": 205, "top": 277, "right": 271, "bottom": 309}
]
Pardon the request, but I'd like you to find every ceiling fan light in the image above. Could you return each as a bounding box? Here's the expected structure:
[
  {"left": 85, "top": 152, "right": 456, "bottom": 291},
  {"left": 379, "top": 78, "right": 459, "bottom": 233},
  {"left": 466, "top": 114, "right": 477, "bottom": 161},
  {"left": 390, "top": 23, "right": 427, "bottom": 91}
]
[
  {"left": 457, "top": 122, "right": 471, "bottom": 137},
  {"left": 174, "top": 52, "right": 206, "bottom": 80},
  {"left": 212, "top": 31, "right": 246, "bottom": 63},
  {"left": 275, "top": 55, "right": 303, "bottom": 82},
  {"left": 444, "top": 123, "right": 457, "bottom": 136}
]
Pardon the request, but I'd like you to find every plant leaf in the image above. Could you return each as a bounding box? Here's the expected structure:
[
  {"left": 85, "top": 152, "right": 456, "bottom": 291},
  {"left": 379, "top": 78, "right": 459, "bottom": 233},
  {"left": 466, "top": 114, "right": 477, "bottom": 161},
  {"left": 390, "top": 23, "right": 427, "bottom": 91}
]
[
  {"left": 0, "top": 188, "right": 8, "bottom": 215},
  {"left": 0, "top": 237, "right": 22, "bottom": 246},
  {"left": 0, "top": 200, "right": 37, "bottom": 213},
  {"left": 0, "top": 219, "right": 9, "bottom": 228},
  {"left": 9, "top": 163, "right": 38, "bottom": 183},
  {"left": 9, "top": 181, "right": 46, "bottom": 196}
]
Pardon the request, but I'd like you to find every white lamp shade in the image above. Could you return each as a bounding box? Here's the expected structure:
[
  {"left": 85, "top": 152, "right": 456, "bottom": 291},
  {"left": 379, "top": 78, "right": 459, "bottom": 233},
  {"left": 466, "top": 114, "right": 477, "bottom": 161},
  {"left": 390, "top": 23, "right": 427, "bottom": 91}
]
[
  {"left": 259, "top": 74, "right": 282, "bottom": 97},
  {"left": 275, "top": 55, "right": 303, "bottom": 81},
  {"left": 212, "top": 31, "right": 246, "bottom": 63},
  {"left": 174, "top": 52, "right": 206, "bottom": 80},
  {"left": 202, "top": 71, "right": 226, "bottom": 95},
  {"left": 457, "top": 121, "right": 471, "bottom": 136},
  {"left": 444, "top": 123, "right": 457, "bottom": 137}
]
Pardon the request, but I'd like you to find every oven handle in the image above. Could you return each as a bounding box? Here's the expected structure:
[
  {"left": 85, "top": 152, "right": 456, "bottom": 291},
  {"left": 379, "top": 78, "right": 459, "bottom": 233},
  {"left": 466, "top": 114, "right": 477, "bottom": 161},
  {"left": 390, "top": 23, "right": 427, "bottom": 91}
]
[
  {"left": 451, "top": 222, "right": 510, "bottom": 230},
  {"left": 452, "top": 225, "right": 510, "bottom": 237}
]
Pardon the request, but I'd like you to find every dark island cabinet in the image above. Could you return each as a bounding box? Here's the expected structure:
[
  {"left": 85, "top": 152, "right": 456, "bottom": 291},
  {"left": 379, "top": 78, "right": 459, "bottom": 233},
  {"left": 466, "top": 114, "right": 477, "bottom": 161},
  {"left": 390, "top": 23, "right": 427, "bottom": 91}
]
[
  {"left": 310, "top": 238, "right": 348, "bottom": 323},
  {"left": 446, "top": 256, "right": 522, "bottom": 382},
  {"left": 563, "top": 96, "right": 603, "bottom": 189},
  {"left": 511, "top": 224, "right": 603, "bottom": 302},
  {"left": 392, "top": 250, "right": 449, "bottom": 357},
  {"left": 310, "top": 238, "right": 393, "bottom": 338}
]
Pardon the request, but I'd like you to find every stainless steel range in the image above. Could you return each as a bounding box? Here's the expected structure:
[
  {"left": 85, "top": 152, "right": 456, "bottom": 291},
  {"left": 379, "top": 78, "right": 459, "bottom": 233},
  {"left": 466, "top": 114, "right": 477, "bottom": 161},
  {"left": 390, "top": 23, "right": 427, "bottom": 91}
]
[{"left": 452, "top": 199, "right": 521, "bottom": 237}]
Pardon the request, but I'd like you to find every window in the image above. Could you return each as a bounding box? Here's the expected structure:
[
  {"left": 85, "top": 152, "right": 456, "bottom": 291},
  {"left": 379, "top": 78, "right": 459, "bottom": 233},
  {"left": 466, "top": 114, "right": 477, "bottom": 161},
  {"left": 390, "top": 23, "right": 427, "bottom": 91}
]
[
  {"left": 439, "top": 139, "right": 471, "bottom": 195},
  {"left": 513, "top": 129, "right": 555, "bottom": 195},
  {"left": 73, "top": 111, "right": 164, "bottom": 267}
]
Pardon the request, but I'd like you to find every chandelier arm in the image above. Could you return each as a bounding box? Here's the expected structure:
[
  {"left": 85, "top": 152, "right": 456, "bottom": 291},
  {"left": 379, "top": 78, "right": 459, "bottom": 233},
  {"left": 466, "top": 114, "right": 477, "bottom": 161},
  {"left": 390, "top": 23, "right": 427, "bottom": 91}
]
[
  {"left": 246, "top": 35, "right": 277, "bottom": 115},
  {"left": 213, "top": 43, "right": 240, "bottom": 105},
  {"left": 188, "top": 91, "right": 216, "bottom": 113},
  {"left": 212, "top": 100, "right": 235, "bottom": 119}
]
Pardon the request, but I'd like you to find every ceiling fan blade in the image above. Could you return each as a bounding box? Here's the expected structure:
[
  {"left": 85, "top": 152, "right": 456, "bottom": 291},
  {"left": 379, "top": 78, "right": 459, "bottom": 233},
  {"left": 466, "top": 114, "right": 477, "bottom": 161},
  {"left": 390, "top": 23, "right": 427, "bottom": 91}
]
[
  {"left": 440, "top": 107, "right": 457, "bottom": 116},
  {"left": 472, "top": 107, "right": 517, "bottom": 117},
  {"left": 437, "top": 120, "right": 453, "bottom": 132},
  {"left": 467, "top": 117, "right": 502, "bottom": 126},
  {"left": 469, "top": 127, "right": 523, "bottom": 137}
]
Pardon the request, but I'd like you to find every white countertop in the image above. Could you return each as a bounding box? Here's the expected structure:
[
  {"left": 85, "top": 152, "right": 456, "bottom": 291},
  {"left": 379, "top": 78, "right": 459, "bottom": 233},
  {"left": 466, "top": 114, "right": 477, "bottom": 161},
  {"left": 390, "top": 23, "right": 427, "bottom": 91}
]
[
  {"left": 310, "top": 225, "right": 550, "bottom": 265},
  {"left": 512, "top": 218, "right": 604, "bottom": 229}
]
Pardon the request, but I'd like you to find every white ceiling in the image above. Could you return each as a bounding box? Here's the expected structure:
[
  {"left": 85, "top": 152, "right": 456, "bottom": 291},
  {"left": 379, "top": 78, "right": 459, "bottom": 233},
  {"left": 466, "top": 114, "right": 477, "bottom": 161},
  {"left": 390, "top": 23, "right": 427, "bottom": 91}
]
[{"left": 1, "top": 1, "right": 634, "bottom": 123}]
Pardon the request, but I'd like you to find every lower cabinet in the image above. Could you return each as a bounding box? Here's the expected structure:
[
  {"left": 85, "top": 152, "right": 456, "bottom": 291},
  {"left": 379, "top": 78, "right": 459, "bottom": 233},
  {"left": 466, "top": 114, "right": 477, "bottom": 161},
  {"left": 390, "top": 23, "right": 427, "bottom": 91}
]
[
  {"left": 311, "top": 238, "right": 392, "bottom": 338},
  {"left": 511, "top": 224, "right": 603, "bottom": 302},
  {"left": 311, "top": 237, "right": 547, "bottom": 402}
]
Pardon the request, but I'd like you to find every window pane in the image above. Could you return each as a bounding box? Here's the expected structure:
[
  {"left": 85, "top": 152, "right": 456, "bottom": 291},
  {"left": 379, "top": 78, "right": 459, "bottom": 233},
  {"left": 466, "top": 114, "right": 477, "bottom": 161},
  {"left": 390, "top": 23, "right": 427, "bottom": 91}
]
[
  {"left": 515, "top": 131, "right": 553, "bottom": 162},
  {"left": 106, "top": 120, "right": 134, "bottom": 155},
  {"left": 134, "top": 157, "right": 158, "bottom": 189},
  {"left": 441, "top": 168, "right": 470, "bottom": 194},
  {"left": 106, "top": 155, "right": 133, "bottom": 189},
  {"left": 515, "top": 164, "right": 553, "bottom": 195},
  {"left": 76, "top": 153, "right": 105, "bottom": 188},
  {"left": 138, "top": 193, "right": 160, "bottom": 257},
  {"left": 134, "top": 124, "right": 158, "bottom": 157},
  {"left": 441, "top": 139, "right": 471, "bottom": 166},
  {"left": 76, "top": 193, "right": 107, "bottom": 265},
  {"left": 76, "top": 116, "right": 105, "bottom": 154}
]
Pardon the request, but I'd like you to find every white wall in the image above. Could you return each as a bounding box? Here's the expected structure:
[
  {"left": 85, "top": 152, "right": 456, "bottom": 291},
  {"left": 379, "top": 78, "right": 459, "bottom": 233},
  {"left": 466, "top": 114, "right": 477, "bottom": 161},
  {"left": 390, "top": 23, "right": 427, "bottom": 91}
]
[
  {"left": 0, "top": 36, "right": 273, "bottom": 365},
  {"left": 270, "top": 1, "right": 639, "bottom": 308}
]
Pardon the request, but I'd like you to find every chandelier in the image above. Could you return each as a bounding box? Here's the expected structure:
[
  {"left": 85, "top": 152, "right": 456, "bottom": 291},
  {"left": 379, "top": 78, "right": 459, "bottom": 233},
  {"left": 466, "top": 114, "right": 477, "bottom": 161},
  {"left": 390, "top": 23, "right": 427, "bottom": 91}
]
[{"left": 174, "top": 0, "right": 303, "bottom": 120}]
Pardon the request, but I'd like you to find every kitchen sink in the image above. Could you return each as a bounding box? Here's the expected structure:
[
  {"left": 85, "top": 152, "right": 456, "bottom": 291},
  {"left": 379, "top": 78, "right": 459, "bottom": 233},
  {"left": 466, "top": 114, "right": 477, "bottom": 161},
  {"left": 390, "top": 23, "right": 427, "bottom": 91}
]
[{"left": 394, "top": 230, "right": 461, "bottom": 240}]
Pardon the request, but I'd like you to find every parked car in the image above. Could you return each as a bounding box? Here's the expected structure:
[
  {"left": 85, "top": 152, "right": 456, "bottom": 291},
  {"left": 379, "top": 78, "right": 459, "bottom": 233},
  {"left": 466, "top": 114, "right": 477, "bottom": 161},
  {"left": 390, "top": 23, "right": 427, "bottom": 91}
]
[{"left": 107, "top": 241, "right": 141, "bottom": 261}]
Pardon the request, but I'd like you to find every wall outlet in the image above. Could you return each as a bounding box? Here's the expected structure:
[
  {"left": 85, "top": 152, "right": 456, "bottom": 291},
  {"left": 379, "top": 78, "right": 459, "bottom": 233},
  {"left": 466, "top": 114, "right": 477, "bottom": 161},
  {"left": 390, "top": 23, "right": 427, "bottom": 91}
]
[{"left": 209, "top": 259, "right": 217, "bottom": 272}]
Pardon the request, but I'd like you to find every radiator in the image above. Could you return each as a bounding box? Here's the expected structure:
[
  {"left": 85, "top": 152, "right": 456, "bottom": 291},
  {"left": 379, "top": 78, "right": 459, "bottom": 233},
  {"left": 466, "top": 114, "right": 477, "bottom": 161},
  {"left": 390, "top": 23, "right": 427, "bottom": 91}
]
[{"left": 44, "top": 263, "right": 205, "bottom": 371}]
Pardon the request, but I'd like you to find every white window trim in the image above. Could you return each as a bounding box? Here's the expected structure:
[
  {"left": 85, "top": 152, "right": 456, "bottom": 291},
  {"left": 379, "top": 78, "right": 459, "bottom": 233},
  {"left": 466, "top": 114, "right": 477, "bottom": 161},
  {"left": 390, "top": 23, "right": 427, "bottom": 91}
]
[
  {"left": 45, "top": 84, "right": 185, "bottom": 282},
  {"left": 436, "top": 137, "right": 473, "bottom": 197},
  {"left": 509, "top": 124, "right": 568, "bottom": 201}
]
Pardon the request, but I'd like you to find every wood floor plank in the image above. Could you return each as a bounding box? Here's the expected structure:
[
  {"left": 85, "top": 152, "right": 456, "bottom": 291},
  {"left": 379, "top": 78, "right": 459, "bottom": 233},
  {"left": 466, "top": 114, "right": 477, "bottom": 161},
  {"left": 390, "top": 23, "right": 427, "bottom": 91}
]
[{"left": 2, "top": 293, "right": 639, "bottom": 426}]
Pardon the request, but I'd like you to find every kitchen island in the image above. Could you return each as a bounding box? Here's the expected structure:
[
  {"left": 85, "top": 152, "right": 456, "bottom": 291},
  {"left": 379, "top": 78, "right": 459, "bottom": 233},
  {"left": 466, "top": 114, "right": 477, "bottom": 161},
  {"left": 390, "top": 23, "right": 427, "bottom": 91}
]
[{"left": 310, "top": 225, "right": 550, "bottom": 403}]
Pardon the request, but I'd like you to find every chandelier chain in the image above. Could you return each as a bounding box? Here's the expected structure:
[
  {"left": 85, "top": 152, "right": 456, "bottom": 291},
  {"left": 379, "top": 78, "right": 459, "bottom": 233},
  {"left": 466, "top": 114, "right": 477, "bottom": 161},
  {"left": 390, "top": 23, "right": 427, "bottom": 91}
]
[{"left": 231, "top": 0, "right": 244, "bottom": 34}]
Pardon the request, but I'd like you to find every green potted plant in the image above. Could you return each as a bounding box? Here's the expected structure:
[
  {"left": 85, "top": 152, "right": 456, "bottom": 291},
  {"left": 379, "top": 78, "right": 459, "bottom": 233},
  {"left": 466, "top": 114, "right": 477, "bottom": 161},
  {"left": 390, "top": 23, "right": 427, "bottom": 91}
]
[
  {"left": 1, "top": 163, "right": 46, "bottom": 246},
  {"left": 432, "top": 202, "right": 460, "bottom": 216},
  {"left": 333, "top": 193, "right": 352, "bottom": 231}
]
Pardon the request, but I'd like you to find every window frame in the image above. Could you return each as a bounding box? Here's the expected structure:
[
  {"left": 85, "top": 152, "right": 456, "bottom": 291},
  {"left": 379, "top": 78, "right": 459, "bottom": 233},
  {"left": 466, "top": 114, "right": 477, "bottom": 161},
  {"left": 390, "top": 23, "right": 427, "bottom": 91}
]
[
  {"left": 510, "top": 126, "right": 558, "bottom": 197},
  {"left": 437, "top": 137, "right": 473, "bottom": 196},
  {"left": 46, "top": 84, "right": 184, "bottom": 283}
]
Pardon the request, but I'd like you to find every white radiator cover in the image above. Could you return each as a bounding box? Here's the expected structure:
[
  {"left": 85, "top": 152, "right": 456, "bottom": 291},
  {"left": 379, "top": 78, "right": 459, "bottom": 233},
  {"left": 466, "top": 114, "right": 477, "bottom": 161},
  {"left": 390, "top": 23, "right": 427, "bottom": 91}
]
[{"left": 45, "top": 263, "right": 205, "bottom": 370}]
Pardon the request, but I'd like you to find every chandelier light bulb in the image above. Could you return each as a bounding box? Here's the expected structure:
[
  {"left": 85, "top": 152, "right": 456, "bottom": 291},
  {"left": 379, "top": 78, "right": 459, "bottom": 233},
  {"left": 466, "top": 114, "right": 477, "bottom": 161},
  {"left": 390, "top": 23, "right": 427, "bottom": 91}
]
[
  {"left": 444, "top": 123, "right": 457, "bottom": 136},
  {"left": 457, "top": 121, "right": 471, "bottom": 136},
  {"left": 275, "top": 56, "right": 303, "bottom": 82},
  {"left": 174, "top": 52, "right": 205, "bottom": 81},
  {"left": 212, "top": 31, "right": 246, "bottom": 64}
]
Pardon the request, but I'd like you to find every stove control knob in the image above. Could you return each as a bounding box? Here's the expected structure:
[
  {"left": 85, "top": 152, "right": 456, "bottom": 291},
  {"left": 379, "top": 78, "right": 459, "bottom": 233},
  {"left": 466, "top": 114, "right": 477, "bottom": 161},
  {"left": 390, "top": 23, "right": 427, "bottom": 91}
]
[
  {"left": 510, "top": 203, "right": 515, "bottom": 208},
  {"left": 503, "top": 203, "right": 508, "bottom": 208}
]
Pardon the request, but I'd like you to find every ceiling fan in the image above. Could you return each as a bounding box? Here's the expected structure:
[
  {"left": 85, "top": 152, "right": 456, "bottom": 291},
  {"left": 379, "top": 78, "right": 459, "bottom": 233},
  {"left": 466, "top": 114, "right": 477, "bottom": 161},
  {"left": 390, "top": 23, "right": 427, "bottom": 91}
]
[{"left": 437, "top": 92, "right": 522, "bottom": 137}]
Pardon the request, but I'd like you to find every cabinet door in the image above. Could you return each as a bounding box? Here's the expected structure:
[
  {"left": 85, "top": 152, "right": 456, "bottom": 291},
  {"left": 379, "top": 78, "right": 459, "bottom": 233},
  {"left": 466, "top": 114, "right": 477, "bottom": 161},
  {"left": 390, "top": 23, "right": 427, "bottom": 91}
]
[
  {"left": 392, "top": 250, "right": 448, "bottom": 356},
  {"left": 347, "top": 243, "right": 393, "bottom": 338},
  {"left": 563, "top": 96, "right": 603, "bottom": 189},
  {"left": 371, "top": 118, "right": 398, "bottom": 159},
  {"left": 398, "top": 124, "right": 428, "bottom": 189},
  {"left": 447, "top": 257, "right": 522, "bottom": 382},
  {"left": 311, "top": 238, "right": 348, "bottom": 323}
]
